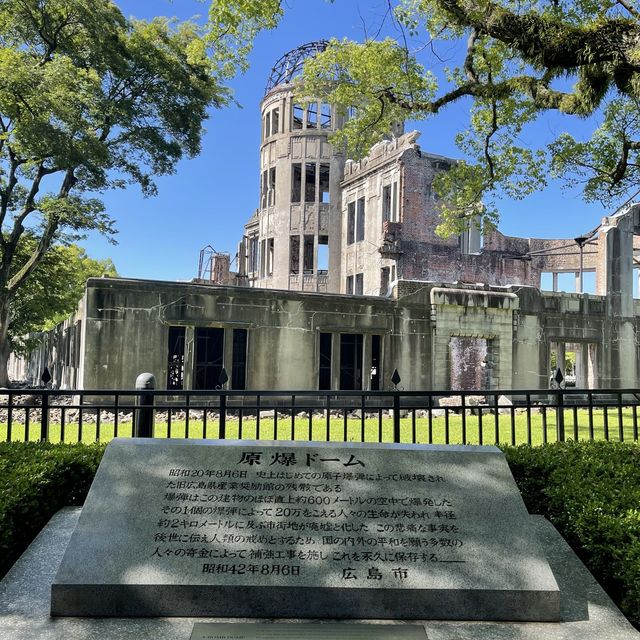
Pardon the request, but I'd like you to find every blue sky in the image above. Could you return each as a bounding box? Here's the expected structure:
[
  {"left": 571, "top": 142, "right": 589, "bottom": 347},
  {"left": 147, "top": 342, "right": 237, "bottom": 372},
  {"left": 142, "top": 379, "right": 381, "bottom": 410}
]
[{"left": 85, "top": 0, "right": 613, "bottom": 284}]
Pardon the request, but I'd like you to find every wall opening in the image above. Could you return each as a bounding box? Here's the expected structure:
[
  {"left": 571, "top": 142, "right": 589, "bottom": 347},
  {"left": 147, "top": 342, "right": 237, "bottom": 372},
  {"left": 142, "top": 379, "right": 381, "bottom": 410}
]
[
  {"left": 346, "top": 275, "right": 354, "bottom": 294},
  {"left": 356, "top": 197, "right": 365, "bottom": 242},
  {"left": 549, "top": 341, "right": 597, "bottom": 388},
  {"left": 382, "top": 185, "right": 391, "bottom": 224},
  {"left": 266, "top": 238, "right": 274, "bottom": 276},
  {"left": 303, "top": 235, "right": 314, "bottom": 273},
  {"left": 347, "top": 202, "right": 355, "bottom": 245},
  {"left": 321, "top": 103, "right": 332, "bottom": 129},
  {"left": 317, "top": 236, "right": 329, "bottom": 274},
  {"left": 355, "top": 273, "right": 364, "bottom": 295},
  {"left": 306, "top": 102, "right": 318, "bottom": 128},
  {"left": 319, "top": 163, "right": 330, "bottom": 203},
  {"left": 267, "top": 167, "right": 276, "bottom": 207},
  {"left": 292, "top": 104, "right": 303, "bottom": 130},
  {"left": 305, "top": 163, "right": 316, "bottom": 203},
  {"left": 371, "top": 334, "right": 381, "bottom": 391},
  {"left": 319, "top": 332, "right": 332, "bottom": 390},
  {"left": 194, "top": 328, "right": 224, "bottom": 390},
  {"left": 380, "top": 266, "right": 390, "bottom": 295},
  {"left": 340, "top": 333, "right": 363, "bottom": 390},
  {"left": 231, "top": 329, "right": 248, "bottom": 390},
  {"left": 167, "top": 326, "right": 186, "bottom": 390},
  {"left": 289, "top": 235, "right": 300, "bottom": 274},
  {"left": 291, "top": 163, "right": 301, "bottom": 203}
]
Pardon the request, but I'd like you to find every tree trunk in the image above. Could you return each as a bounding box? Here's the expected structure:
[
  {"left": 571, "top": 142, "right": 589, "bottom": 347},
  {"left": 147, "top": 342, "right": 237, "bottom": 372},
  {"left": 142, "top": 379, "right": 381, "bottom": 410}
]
[{"left": 0, "top": 295, "right": 11, "bottom": 388}]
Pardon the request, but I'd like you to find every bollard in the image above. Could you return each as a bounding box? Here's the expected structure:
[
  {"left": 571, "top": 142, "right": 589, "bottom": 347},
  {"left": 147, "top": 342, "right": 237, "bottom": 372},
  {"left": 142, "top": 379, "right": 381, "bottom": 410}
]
[{"left": 134, "top": 373, "right": 155, "bottom": 438}]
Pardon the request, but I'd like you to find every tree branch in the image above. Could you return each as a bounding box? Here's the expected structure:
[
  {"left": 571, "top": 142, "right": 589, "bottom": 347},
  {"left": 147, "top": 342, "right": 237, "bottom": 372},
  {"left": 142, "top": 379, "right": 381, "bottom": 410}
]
[
  {"left": 436, "top": 0, "right": 640, "bottom": 72},
  {"left": 616, "top": 0, "right": 640, "bottom": 19},
  {"left": 7, "top": 168, "right": 76, "bottom": 292}
]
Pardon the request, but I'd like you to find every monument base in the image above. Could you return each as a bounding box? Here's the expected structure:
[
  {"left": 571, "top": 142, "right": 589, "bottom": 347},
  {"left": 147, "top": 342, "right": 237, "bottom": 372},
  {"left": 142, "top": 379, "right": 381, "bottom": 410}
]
[{"left": 0, "top": 508, "right": 638, "bottom": 640}]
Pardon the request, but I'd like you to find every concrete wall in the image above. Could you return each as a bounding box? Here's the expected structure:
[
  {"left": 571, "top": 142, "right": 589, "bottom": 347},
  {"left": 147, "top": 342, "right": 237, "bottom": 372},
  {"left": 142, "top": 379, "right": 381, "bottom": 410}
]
[{"left": 12, "top": 276, "right": 638, "bottom": 392}]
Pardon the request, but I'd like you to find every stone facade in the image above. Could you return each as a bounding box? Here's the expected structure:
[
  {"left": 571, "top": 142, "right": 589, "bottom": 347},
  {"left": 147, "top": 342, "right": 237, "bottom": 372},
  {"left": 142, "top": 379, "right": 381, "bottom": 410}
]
[{"left": 11, "top": 273, "right": 639, "bottom": 392}]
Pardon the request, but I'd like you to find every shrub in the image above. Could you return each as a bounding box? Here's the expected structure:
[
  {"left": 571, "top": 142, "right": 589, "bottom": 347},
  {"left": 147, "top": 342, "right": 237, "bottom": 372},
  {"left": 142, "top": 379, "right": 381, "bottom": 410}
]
[
  {"left": 0, "top": 440, "right": 638, "bottom": 629},
  {"left": 0, "top": 442, "right": 105, "bottom": 579},
  {"left": 503, "top": 441, "right": 640, "bottom": 628}
]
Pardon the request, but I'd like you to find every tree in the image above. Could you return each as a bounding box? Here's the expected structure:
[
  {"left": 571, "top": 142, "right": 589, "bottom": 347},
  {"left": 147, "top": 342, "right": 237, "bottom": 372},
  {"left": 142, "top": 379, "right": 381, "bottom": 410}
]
[
  {"left": 0, "top": 0, "right": 229, "bottom": 386},
  {"left": 9, "top": 241, "right": 117, "bottom": 356},
  {"left": 206, "top": 0, "right": 640, "bottom": 234}
]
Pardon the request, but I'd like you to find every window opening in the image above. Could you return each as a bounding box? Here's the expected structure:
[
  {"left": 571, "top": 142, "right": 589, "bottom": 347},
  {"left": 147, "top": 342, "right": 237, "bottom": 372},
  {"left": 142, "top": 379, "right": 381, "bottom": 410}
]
[
  {"left": 355, "top": 273, "right": 364, "bottom": 295},
  {"left": 306, "top": 102, "right": 318, "bottom": 128},
  {"left": 371, "top": 334, "right": 381, "bottom": 391},
  {"left": 317, "top": 236, "right": 329, "bottom": 274},
  {"left": 291, "top": 163, "right": 301, "bottom": 203},
  {"left": 319, "top": 163, "right": 330, "bottom": 203},
  {"left": 347, "top": 202, "right": 355, "bottom": 245},
  {"left": 259, "top": 239, "right": 266, "bottom": 277},
  {"left": 292, "top": 104, "right": 304, "bottom": 130},
  {"left": 249, "top": 236, "right": 258, "bottom": 273},
  {"left": 346, "top": 275, "right": 354, "bottom": 294},
  {"left": 356, "top": 197, "right": 365, "bottom": 242},
  {"left": 305, "top": 163, "right": 316, "bottom": 203},
  {"left": 271, "top": 107, "right": 279, "bottom": 135},
  {"left": 380, "top": 267, "right": 390, "bottom": 295},
  {"left": 319, "top": 332, "right": 332, "bottom": 390},
  {"left": 289, "top": 236, "right": 300, "bottom": 274},
  {"left": 167, "top": 326, "right": 186, "bottom": 390},
  {"left": 321, "top": 103, "right": 332, "bottom": 129},
  {"left": 392, "top": 181, "right": 398, "bottom": 222},
  {"left": 268, "top": 167, "right": 276, "bottom": 207},
  {"left": 382, "top": 185, "right": 391, "bottom": 224},
  {"left": 194, "top": 327, "right": 224, "bottom": 390},
  {"left": 264, "top": 112, "right": 271, "bottom": 139},
  {"left": 303, "top": 235, "right": 314, "bottom": 273},
  {"left": 266, "top": 238, "right": 274, "bottom": 276},
  {"left": 231, "top": 329, "right": 248, "bottom": 390},
  {"left": 260, "top": 170, "right": 267, "bottom": 209},
  {"left": 340, "top": 333, "right": 363, "bottom": 390}
]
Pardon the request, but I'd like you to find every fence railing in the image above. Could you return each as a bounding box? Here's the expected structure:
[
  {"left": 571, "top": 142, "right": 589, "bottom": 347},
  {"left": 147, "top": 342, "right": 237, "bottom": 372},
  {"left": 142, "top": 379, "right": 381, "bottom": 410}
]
[{"left": 1, "top": 387, "right": 640, "bottom": 446}]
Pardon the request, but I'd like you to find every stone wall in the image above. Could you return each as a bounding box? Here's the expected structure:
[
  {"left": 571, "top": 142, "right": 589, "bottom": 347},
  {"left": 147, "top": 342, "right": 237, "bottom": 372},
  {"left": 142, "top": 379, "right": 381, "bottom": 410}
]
[{"left": 12, "top": 276, "right": 638, "bottom": 392}]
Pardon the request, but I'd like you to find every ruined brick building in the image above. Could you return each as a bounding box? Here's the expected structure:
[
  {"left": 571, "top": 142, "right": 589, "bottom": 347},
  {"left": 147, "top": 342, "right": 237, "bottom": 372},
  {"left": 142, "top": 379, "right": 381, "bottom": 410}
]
[
  {"left": 230, "top": 42, "right": 632, "bottom": 300},
  {"left": 9, "top": 43, "right": 640, "bottom": 393}
]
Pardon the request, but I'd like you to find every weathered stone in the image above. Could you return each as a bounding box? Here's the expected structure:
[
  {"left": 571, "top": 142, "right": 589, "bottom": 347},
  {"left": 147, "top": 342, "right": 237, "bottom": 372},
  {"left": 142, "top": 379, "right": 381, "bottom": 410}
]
[{"left": 51, "top": 438, "right": 559, "bottom": 621}]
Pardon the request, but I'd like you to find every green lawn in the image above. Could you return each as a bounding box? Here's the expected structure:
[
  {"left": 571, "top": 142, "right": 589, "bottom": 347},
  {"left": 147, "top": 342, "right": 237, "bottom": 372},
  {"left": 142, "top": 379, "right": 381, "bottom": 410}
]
[{"left": 1, "top": 406, "right": 638, "bottom": 445}]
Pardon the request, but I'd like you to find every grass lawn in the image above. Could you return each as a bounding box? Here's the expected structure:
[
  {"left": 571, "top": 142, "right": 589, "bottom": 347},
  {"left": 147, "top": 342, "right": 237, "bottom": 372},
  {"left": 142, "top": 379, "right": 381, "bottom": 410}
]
[{"left": 1, "top": 406, "right": 638, "bottom": 445}]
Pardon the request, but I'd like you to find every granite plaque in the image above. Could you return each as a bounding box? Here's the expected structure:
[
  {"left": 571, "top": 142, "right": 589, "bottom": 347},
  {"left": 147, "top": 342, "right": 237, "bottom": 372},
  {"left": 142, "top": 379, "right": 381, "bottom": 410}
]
[
  {"left": 190, "top": 622, "right": 428, "bottom": 639},
  {"left": 51, "top": 439, "right": 560, "bottom": 620}
]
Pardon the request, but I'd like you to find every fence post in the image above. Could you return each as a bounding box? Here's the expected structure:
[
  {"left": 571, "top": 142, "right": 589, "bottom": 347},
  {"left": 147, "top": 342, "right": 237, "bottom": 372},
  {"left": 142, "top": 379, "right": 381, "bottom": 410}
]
[
  {"left": 393, "top": 392, "right": 401, "bottom": 443},
  {"left": 40, "top": 392, "right": 49, "bottom": 442},
  {"left": 556, "top": 389, "right": 565, "bottom": 442},
  {"left": 134, "top": 373, "right": 155, "bottom": 438}
]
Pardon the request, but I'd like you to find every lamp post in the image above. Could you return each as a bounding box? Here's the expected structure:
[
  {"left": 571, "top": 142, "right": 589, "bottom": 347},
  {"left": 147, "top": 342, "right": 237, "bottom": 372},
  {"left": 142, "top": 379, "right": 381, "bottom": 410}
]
[{"left": 574, "top": 235, "right": 589, "bottom": 293}]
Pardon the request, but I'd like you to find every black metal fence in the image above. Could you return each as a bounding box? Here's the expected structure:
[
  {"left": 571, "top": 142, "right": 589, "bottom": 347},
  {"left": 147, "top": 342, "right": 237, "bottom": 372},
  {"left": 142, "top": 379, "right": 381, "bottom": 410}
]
[{"left": 1, "top": 387, "right": 639, "bottom": 446}]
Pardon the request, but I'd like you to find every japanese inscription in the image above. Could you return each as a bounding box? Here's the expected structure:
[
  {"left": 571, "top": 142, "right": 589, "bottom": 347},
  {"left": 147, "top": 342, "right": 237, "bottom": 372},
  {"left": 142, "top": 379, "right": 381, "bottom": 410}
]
[{"left": 150, "top": 446, "right": 464, "bottom": 588}]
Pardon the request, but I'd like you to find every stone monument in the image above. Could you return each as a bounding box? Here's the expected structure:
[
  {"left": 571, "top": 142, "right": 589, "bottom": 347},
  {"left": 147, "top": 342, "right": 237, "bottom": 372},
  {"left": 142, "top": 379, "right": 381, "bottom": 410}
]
[{"left": 51, "top": 438, "right": 559, "bottom": 621}]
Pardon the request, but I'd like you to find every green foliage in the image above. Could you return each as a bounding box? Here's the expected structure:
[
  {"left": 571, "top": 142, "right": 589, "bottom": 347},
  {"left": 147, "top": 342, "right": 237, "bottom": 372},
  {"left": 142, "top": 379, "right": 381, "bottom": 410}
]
[
  {"left": 205, "top": 0, "right": 640, "bottom": 233},
  {"left": 8, "top": 240, "right": 117, "bottom": 354},
  {"left": 503, "top": 441, "right": 640, "bottom": 627},
  {"left": 300, "top": 38, "right": 436, "bottom": 158},
  {"left": 0, "top": 441, "right": 105, "bottom": 579},
  {"left": 0, "top": 0, "right": 229, "bottom": 384}
]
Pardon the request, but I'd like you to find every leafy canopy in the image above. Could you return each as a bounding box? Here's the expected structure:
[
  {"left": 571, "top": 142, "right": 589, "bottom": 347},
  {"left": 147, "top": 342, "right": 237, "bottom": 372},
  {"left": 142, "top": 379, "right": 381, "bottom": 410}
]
[
  {"left": 9, "top": 240, "right": 117, "bottom": 354},
  {"left": 206, "top": 0, "right": 640, "bottom": 234},
  {"left": 0, "top": 0, "right": 228, "bottom": 383}
]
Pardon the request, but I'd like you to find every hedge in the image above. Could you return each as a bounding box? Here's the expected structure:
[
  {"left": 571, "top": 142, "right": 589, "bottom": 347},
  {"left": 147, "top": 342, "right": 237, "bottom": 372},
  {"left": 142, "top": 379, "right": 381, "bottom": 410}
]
[
  {"left": 0, "top": 442, "right": 105, "bottom": 579},
  {"left": 503, "top": 441, "right": 640, "bottom": 628},
  {"left": 0, "top": 440, "right": 638, "bottom": 627}
]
